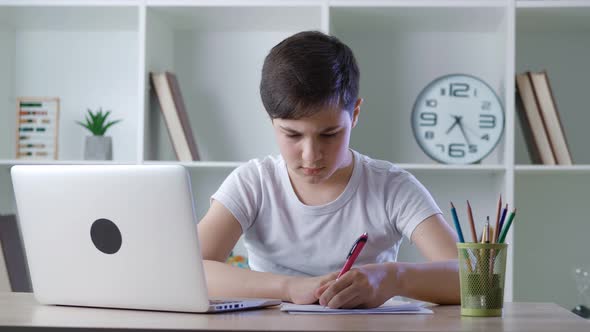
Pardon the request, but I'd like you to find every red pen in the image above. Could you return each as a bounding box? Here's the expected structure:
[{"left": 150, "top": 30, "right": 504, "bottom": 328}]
[{"left": 337, "top": 232, "right": 368, "bottom": 279}]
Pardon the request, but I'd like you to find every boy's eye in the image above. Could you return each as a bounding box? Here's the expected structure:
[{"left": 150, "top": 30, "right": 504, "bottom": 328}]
[
  {"left": 321, "top": 132, "right": 338, "bottom": 138},
  {"left": 286, "top": 134, "right": 301, "bottom": 138}
]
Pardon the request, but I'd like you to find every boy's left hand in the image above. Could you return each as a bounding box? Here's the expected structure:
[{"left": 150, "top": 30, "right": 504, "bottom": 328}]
[{"left": 314, "top": 263, "right": 397, "bottom": 309}]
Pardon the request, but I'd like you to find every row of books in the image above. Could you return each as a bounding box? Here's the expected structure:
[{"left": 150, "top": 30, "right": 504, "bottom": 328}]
[
  {"left": 150, "top": 72, "right": 200, "bottom": 162},
  {"left": 516, "top": 71, "right": 572, "bottom": 165}
]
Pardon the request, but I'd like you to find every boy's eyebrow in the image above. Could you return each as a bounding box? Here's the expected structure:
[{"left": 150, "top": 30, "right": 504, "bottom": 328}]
[
  {"left": 321, "top": 126, "right": 342, "bottom": 132},
  {"left": 279, "top": 125, "right": 342, "bottom": 133}
]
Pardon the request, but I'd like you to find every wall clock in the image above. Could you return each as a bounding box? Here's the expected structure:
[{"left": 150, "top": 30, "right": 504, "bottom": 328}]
[{"left": 411, "top": 74, "right": 504, "bottom": 164}]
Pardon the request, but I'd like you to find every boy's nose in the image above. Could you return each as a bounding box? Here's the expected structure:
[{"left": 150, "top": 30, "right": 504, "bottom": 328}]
[{"left": 301, "top": 139, "right": 323, "bottom": 164}]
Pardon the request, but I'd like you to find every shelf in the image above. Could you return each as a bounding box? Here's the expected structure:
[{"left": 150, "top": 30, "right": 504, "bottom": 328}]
[
  {"left": 134, "top": 161, "right": 507, "bottom": 171},
  {"left": 330, "top": 1, "right": 505, "bottom": 8},
  {"left": 0, "top": 160, "right": 137, "bottom": 166},
  {"left": 517, "top": 0, "right": 590, "bottom": 9},
  {"left": 515, "top": 165, "right": 590, "bottom": 174},
  {"left": 146, "top": 0, "right": 322, "bottom": 6},
  {"left": 146, "top": 5, "right": 321, "bottom": 31},
  {"left": 142, "top": 161, "right": 243, "bottom": 168},
  {"left": 0, "top": 160, "right": 245, "bottom": 168},
  {"left": 0, "top": 159, "right": 509, "bottom": 171},
  {"left": 0, "top": 6, "right": 138, "bottom": 30},
  {"left": 399, "top": 163, "right": 506, "bottom": 173},
  {"left": 516, "top": 4, "right": 590, "bottom": 32},
  {"left": 329, "top": 6, "right": 505, "bottom": 33}
]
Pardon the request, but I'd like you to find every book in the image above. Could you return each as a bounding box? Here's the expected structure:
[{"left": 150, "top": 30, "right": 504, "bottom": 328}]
[
  {"left": 150, "top": 72, "right": 200, "bottom": 161},
  {"left": 515, "top": 72, "right": 556, "bottom": 165},
  {"left": 528, "top": 71, "right": 573, "bottom": 165}
]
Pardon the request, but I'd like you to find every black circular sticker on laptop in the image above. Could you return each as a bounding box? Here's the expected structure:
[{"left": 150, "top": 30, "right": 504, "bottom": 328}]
[{"left": 90, "top": 218, "right": 122, "bottom": 254}]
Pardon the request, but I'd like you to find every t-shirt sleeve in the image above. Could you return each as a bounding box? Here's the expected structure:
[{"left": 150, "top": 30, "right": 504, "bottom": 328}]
[
  {"left": 210, "top": 161, "right": 261, "bottom": 233},
  {"left": 389, "top": 173, "right": 442, "bottom": 243}
]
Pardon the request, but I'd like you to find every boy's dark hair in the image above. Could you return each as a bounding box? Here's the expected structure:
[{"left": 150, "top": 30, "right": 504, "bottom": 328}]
[{"left": 260, "top": 31, "right": 359, "bottom": 119}]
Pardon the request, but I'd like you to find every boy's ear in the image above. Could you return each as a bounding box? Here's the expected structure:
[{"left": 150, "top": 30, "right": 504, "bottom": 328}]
[{"left": 352, "top": 98, "right": 363, "bottom": 128}]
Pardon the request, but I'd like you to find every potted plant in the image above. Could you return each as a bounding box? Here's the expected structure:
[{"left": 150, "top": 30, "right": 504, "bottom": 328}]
[{"left": 77, "top": 107, "right": 121, "bottom": 160}]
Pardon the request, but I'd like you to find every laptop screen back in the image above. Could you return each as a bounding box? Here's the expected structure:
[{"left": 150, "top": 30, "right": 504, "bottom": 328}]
[{"left": 11, "top": 165, "right": 211, "bottom": 312}]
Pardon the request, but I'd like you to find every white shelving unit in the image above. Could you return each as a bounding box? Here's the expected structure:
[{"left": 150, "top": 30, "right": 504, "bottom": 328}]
[
  {"left": 0, "top": 0, "right": 588, "bottom": 309},
  {"left": 513, "top": 0, "right": 590, "bottom": 310}
]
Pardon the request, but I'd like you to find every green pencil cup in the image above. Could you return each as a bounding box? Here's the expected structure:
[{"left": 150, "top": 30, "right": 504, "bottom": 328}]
[{"left": 457, "top": 243, "right": 508, "bottom": 317}]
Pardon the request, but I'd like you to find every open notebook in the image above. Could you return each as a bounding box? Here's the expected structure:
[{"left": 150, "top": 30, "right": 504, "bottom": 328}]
[{"left": 281, "top": 298, "right": 433, "bottom": 315}]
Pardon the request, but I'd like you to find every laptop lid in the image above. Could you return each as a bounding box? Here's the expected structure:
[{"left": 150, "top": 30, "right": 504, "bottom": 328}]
[{"left": 11, "top": 164, "right": 277, "bottom": 313}]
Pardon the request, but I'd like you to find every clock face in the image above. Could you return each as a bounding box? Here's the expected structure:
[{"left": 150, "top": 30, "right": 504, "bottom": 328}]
[{"left": 411, "top": 74, "right": 504, "bottom": 164}]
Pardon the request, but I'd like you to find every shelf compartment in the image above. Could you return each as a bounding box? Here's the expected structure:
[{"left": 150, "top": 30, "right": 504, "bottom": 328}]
[
  {"left": 0, "top": 5, "right": 141, "bottom": 162},
  {"left": 515, "top": 6, "right": 590, "bottom": 165},
  {"left": 330, "top": 6, "right": 509, "bottom": 165},
  {"left": 144, "top": 5, "right": 322, "bottom": 162},
  {"left": 514, "top": 173, "right": 590, "bottom": 310}
]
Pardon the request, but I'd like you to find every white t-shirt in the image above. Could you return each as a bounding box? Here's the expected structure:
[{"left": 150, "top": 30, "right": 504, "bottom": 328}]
[{"left": 211, "top": 150, "right": 442, "bottom": 277}]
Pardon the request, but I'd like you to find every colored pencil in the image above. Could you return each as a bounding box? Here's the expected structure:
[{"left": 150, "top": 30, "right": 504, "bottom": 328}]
[
  {"left": 496, "top": 203, "right": 508, "bottom": 242},
  {"left": 466, "top": 200, "right": 478, "bottom": 243},
  {"left": 450, "top": 202, "right": 465, "bottom": 243},
  {"left": 482, "top": 218, "right": 490, "bottom": 243},
  {"left": 492, "top": 195, "right": 501, "bottom": 243},
  {"left": 499, "top": 209, "right": 517, "bottom": 244}
]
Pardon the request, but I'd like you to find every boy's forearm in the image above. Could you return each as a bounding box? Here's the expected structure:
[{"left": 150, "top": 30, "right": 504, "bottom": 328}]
[
  {"left": 203, "top": 260, "right": 291, "bottom": 301},
  {"left": 387, "top": 260, "right": 460, "bottom": 305}
]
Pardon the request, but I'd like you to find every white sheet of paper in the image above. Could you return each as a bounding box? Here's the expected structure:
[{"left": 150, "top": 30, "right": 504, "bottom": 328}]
[{"left": 280, "top": 299, "right": 433, "bottom": 315}]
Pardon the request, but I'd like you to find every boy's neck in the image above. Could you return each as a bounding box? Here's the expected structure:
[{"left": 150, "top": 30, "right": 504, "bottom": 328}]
[{"left": 287, "top": 150, "right": 355, "bottom": 206}]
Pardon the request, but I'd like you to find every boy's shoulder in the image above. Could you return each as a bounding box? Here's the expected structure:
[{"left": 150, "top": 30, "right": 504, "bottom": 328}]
[
  {"left": 355, "top": 150, "right": 409, "bottom": 178},
  {"left": 234, "top": 154, "right": 283, "bottom": 179}
]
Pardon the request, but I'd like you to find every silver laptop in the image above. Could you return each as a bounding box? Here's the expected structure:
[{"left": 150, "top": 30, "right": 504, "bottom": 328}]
[{"left": 11, "top": 164, "right": 280, "bottom": 313}]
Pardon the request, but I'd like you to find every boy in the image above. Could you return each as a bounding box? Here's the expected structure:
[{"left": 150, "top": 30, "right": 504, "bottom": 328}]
[{"left": 198, "top": 31, "right": 460, "bottom": 309}]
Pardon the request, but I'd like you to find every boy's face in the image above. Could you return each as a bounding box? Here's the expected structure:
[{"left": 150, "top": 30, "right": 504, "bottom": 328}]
[{"left": 272, "top": 99, "right": 362, "bottom": 185}]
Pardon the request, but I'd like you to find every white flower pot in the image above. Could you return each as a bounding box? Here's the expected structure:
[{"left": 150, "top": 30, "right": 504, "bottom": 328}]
[{"left": 84, "top": 136, "right": 113, "bottom": 160}]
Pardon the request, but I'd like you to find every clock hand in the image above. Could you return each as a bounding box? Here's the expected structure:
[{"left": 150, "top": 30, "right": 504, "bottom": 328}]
[
  {"left": 457, "top": 120, "right": 472, "bottom": 146},
  {"left": 445, "top": 117, "right": 460, "bottom": 135},
  {"left": 462, "top": 123, "right": 480, "bottom": 138}
]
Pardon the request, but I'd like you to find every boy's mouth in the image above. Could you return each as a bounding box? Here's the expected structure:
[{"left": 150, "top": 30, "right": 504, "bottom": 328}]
[{"left": 301, "top": 167, "right": 323, "bottom": 175}]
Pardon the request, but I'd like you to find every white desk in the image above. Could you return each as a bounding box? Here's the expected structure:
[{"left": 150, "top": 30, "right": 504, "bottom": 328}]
[{"left": 0, "top": 292, "right": 588, "bottom": 331}]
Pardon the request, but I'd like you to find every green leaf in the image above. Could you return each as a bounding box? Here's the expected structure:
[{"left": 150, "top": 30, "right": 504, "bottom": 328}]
[
  {"left": 78, "top": 107, "right": 122, "bottom": 136},
  {"left": 101, "top": 120, "right": 122, "bottom": 135}
]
